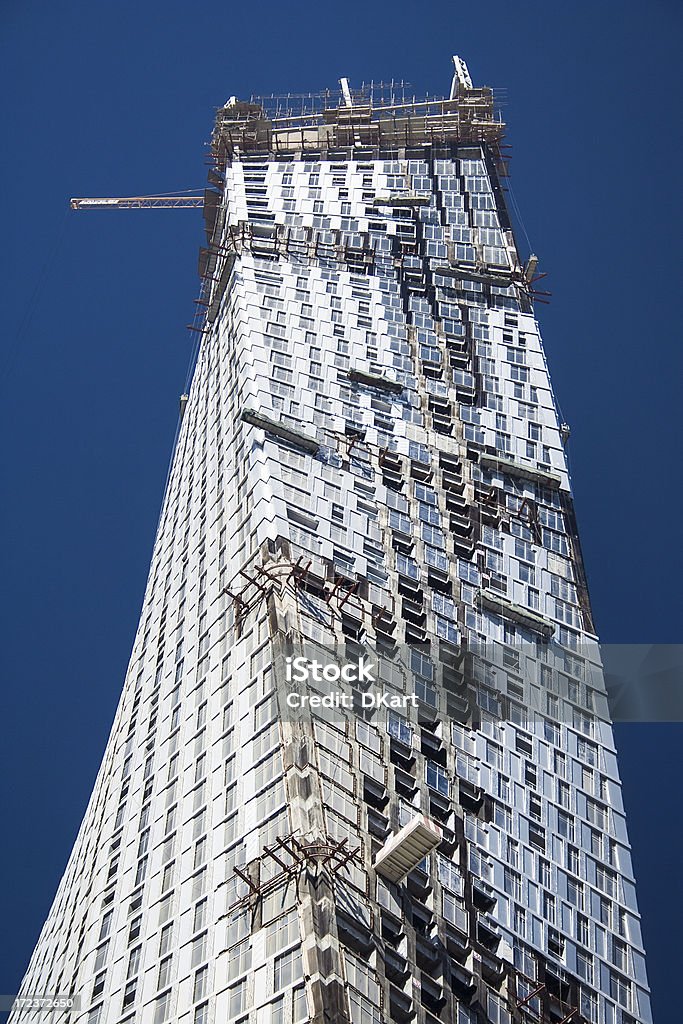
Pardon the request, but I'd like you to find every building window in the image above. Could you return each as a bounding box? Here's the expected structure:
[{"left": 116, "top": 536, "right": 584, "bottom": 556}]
[
  {"left": 567, "top": 844, "right": 579, "bottom": 874},
  {"left": 596, "top": 865, "right": 617, "bottom": 896},
  {"left": 503, "top": 867, "right": 521, "bottom": 901},
  {"left": 122, "top": 981, "right": 137, "bottom": 1010},
  {"left": 159, "top": 923, "right": 173, "bottom": 956},
  {"left": 127, "top": 945, "right": 141, "bottom": 979},
  {"left": 426, "top": 761, "right": 449, "bottom": 795},
  {"left": 349, "top": 992, "right": 382, "bottom": 1024},
  {"left": 612, "top": 937, "right": 628, "bottom": 972},
  {"left": 194, "top": 1004, "right": 209, "bottom": 1024},
  {"left": 99, "top": 911, "right": 113, "bottom": 942},
  {"left": 528, "top": 823, "right": 545, "bottom": 852},
  {"left": 154, "top": 990, "right": 172, "bottom": 1024},
  {"left": 265, "top": 909, "right": 299, "bottom": 955},
  {"left": 159, "top": 891, "right": 173, "bottom": 924},
  {"left": 542, "top": 892, "right": 555, "bottom": 923},
  {"left": 547, "top": 927, "right": 564, "bottom": 958},
  {"left": 293, "top": 987, "right": 308, "bottom": 1022},
  {"left": 157, "top": 956, "right": 172, "bottom": 990},
  {"left": 192, "top": 931, "right": 208, "bottom": 968},
  {"left": 567, "top": 878, "right": 583, "bottom": 909},
  {"left": 387, "top": 713, "right": 412, "bottom": 746},
  {"left": 610, "top": 971, "right": 631, "bottom": 1009},
  {"left": 580, "top": 990, "right": 598, "bottom": 1023},
  {"left": 577, "top": 951, "right": 593, "bottom": 983},
  {"left": 557, "top": 810, "right": 574, "bottom": 842},
  {"left": 229, "top": 980, "right": 247, "bottom": 1017},
  {"left": 227, "top": 938, "right": 252, "bottom": 981},
  {"left": 274, "top": 947, "right": 303, "bottom": 990},
  {"left": 514, "top": 905, "right": 526, "bottom": 938},
  {"left": 344, "top": 953, "right": 380, "bottom": 1004},
  {"left": 194, "top": 965, "right": 209, "bottom": 1002},
  {"left": 528, "top": 794, "right": 542, "bottom": 821},
  {"left": 194, "top": 898, "right": 208, "bottom": 933},
  {"left": 94, "top": 942, "right": 109, "bottom": 973}
]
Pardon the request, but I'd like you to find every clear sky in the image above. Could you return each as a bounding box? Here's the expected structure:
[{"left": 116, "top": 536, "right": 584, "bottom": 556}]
[{"left": 0, "top": 1, "right": 681, "bottom": 1020}]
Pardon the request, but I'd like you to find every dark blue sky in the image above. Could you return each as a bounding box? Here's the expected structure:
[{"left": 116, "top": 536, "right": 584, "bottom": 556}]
[{"left": 1, "top": 2, "right": 680, "bottom": 1020}]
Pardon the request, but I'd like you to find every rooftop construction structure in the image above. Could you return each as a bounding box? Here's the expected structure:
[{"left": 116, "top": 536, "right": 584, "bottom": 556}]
[{"left": 12, "top": 58, "right": 650, "bottom": 1024}]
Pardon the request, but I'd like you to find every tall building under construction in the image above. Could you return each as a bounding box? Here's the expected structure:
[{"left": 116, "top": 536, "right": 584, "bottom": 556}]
[{"left": 13, "top": 58, "right": 650, "bottom": 1024}]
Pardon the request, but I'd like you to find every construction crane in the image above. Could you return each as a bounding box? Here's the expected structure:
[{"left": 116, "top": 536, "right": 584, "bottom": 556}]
[{"left": 70, "top": 195, "right": 204, "bottom": 210}]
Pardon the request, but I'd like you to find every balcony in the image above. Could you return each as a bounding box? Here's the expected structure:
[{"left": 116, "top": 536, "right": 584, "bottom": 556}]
[
  {"left": 441, "top": 467, "right": 464, "bottom": 487},
  {"left": 384, "top": 947, "right": 410, "bottom": 985},
  {"left": 366, "top": 805, "right": 390, "bottom": 838},
  {"left": 364, "top": 777, "right": 390, "bottom": 811},
  {"left": 420, "top": 974, "right": 447, "bottom": 1013},
  {"left": 428, "top": 790, "right": 452, "bottom": 822},
  {"left": 458, "top": 778, "right": 484, "bottom": 813},
  {"left": 442, "top": 666, "right": 465, "bottom": 694},
  {"left": 437, "top": 826, "right": 458, "bottom": 857},
  {"left": 450, "top": 513, "right": 473, "bottom": 537},
  {"left": 449, "top": 961, "right": 476, "bottom": 1000},
  {"left": 397, "top": 577, "right": 422, "bottom": 602},
  {"left": 406, "top": 865, "right": 432, "bottom": 900},
  {"left": 445, "top": 923, "right": 470, "bottom": 962},
  {"left": 421, "top": 730, "right": 446, "bottom": 764},
  {"left": 427, "top": 567, "right": 452, "bottom": 593},
  {"left": 381, "top": 911, "right": 405, "bottom": 947},
  {"left": 394, "top": 767, "right": 418, "bottom": 799},
  {"left": 472, "top": 880, "right": 497, "bottom": 914},
  {"left": 432, "top": 415, "right": 453, "bottom": 435},
  {"left": 477, "top": 918, "right": 501, "bottom": 952},
  {"left": 445, "top": 490, "right": 468, "bottom": 513},
  {"left": 415, "top": 933, "right": 441, "bottom": 971},
  {"left": 452, "top": 535, "right": 476, "bottom": 559},
  {"left": 389, "top": 985, "right": 415, "bottom": 1023},
  {"left": 401, "top": 599, "right": 426, "bottom": 626},
  {"left": 336, "top": 910, "right": 374, "bottom": 955},
  {"left": 409, "top": 460, "right": 432, "bottom": 484},
  {"left": 479, "top": 950, "right": 506, "bottom": 986},
  {"left": 389, "top": 736, "right": 414, "bottom": 769},
  {"left": 446, "top": 691, "right": 471, "bottom": 723},
  {"left": 405, "top": 621, "right": 427, "bottom": 644}
]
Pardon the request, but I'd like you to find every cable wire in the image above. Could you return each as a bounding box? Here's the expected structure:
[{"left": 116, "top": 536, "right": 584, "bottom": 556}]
[{"left": 0, "top": 208, "right": 69, "bottom": 391}]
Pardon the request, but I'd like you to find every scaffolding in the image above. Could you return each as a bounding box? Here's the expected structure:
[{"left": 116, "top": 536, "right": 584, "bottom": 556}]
[
  {"left": 227, "top": 833, "right": 362, "bottom": 912},
  {"left": 212, "top": 70, "right": 505, "bottom": 168}
]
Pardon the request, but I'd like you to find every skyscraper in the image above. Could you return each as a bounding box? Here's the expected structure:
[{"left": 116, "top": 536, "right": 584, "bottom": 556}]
[{"left": 12, "top": 58, "right": 650, "bottom": 1024}]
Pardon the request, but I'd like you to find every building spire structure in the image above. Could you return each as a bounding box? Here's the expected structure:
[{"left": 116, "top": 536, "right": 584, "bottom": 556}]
[{"left": 12, "top": 59, "right": 650, "bottom": 1024}]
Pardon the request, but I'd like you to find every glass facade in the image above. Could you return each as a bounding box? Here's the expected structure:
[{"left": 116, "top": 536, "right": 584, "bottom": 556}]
[{"left": 11, "top": 61, "right": 650, "bottom": 1024}]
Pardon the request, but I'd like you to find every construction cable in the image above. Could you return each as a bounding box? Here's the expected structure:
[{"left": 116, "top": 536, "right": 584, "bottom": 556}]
[
  {"left": 0, "top": 208, "right": 69, "bottom": 391},
  {"left": 505, "top": 179, "right": 533, "bottom": 258}
]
